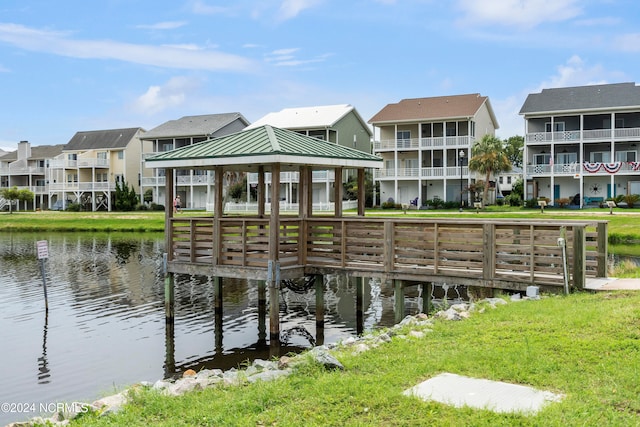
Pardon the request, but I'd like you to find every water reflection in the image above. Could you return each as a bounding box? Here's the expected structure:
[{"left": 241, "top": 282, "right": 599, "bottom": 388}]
[
  {"left": 37, "top": 312, "right": 50, "bottom": 384},
  {"left": 0, "top": 231, "right": 468, "bottom": 426}
]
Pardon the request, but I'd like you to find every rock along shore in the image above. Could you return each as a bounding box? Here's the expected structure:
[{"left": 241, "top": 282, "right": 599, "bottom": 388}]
[{"left": 7, "top": 296, "right": 530, "bottom": 427}]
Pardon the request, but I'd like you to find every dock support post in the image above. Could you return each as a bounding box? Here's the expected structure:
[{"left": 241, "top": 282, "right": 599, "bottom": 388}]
[
  {"left": 315, "top": 274, "right": 324, "bottom": 346},
  {"left": 257, "top": 280, "right": 267, "bottom": 346},
  {"left": 422, "top": 282, "right": 432, "bottom": 316},
  {"left": 213, "top": 276, "right": 222, "bottom": 314},
  {"left": 213, "top": 276, "right": 223, "bottom": 351},
  {"left": 164, "top": 314, "right": 175, "bottom": 378},
  {"left": 356, "top": 277, "right": 365, "bottom": 335},
  {"left": 163, "top": 254, "right": 174, "bottom": 321},
  {"left": 596, "top": 222, "right": 608, "bottom": 277},
  {"left": 394, "top": 279, "right": 405, "bottom": 324},
  {"left": 268, "top": 260, "right": 281, "bottom": 344}
]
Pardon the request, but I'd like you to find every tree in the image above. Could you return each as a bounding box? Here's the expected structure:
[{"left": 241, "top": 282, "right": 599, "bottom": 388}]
[
  {"left": 0, "top": 186, "right": 34, "bottom": 213},
  {"left": 468, "top": 135, "right": 512, "bottom": 206},
  {"left": 503, "top": 136, "right": 524, "bottom": 169},
  {"left": 114, "top": 180, "right": 138, "bottom": 211}
]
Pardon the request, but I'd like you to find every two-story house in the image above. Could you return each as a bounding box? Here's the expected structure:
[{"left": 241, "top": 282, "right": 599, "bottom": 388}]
[
  {"left": 0, "top": 140, "right": 64, "bottom": 210},
  {"left": 519, "top": 82, "right": 640, "bottom": 207},
  {"left": 244, "top": 104, "right": 373, "bottom": 209},
  {"left": 369, "top": 93, "right": 499, "bottom": 207},
  {"left": 140, "top": 113, "right": 250, "bottom": 210},
  {"left": 49, "top": 127, "right": 145, "bottom": 211}
]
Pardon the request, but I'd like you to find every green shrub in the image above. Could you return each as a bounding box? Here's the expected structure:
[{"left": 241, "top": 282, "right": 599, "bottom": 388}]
[{"left": 65, "top": 202, "right": 81, "bottom": 212}]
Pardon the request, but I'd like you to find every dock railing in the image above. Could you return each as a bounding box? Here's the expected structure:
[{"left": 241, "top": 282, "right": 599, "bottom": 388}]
[{"left": 169, "top": 216, "right": 608, "bottom": 292}]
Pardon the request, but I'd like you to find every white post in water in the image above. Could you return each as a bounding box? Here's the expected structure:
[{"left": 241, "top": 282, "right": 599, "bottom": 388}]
[{"left": 36, "top": 240, "right": 49, "bottom": 312}]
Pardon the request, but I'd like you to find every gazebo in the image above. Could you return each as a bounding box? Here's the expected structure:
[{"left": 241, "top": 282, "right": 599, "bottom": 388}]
[{"left": 146, "top": 124, "right": 382, "bottom": 342}]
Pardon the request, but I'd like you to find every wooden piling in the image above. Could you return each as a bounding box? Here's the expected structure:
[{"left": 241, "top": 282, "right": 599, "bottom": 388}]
[
  {"left": 422, "top": 282, "right": 432, "bottom": 316},
  {"left": 394, "top": 279, "right": 405, "bottom": 323},
  {"left": 257, "top": 280, "right": 267, "bottom": 346},
  {"left": 356, "top": 276, "right": 365, "bottom": 335},
  {"left": 315, "top": 274, "right": 325, "bottom": 345}
]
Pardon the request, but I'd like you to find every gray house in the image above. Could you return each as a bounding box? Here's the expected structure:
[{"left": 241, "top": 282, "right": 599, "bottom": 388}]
[
  {"left": 520, "top": 82, "right": 640, "bottom": 207},
  {"left": 141, "top": 113, "right": 250, "bottom": 209}
]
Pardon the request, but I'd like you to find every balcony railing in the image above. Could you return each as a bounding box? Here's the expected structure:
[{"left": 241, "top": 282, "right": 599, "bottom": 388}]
[
  {"left": 374, "top": 166, "right": 467, "bottom": 179},
  {"left": 527, "top": 161, "right": 640, "bottom": 176},
  {"left": 526, "top": 127, "right": 640, "bottom": 143},
  {"left": 247, "top": 170, "right": 336, "bottom": 185},
  {"left": 49, "top": 182, "right": 115, "bottom": 191},
  {"left": 373, "top": 135, "right": 473, "bottom": 151},
  {"left": 49, "top": 158, "right": 109, "bottom": 168}
]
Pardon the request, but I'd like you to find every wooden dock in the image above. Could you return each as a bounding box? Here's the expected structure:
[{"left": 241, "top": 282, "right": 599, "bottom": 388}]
[{"left": 167, "top": 216, "right": 608, "bottom": 293}]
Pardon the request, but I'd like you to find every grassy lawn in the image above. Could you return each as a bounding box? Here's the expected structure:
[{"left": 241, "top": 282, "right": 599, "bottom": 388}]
[{"left": 67, "top": 291, "right": 640, "bottom": 426}]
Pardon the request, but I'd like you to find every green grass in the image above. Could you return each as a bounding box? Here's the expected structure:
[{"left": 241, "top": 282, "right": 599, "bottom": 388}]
[{"left": 68, "top": 292, "right": 640, "bottom": 426}]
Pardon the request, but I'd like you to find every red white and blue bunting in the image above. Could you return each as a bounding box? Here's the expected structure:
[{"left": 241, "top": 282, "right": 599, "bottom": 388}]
[
  {"left": 582, "top": 161, "right": 625, "bottom": 174},
  {"left": 583, "top": 162, "right": 602, "bottom": 173},
  {"left": 602, "top": 162, "right": 622, "bottom": 173}
]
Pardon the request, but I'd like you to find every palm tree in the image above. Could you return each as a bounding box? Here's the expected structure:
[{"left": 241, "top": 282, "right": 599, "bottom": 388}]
[{"left": 468, "top": 135, "right": 512, "bottom": 207}]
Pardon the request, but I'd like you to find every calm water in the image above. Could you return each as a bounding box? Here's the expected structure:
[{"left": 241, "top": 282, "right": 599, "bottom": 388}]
[{"left": 0, "top": 232, "right": 452, "bottom": 425}]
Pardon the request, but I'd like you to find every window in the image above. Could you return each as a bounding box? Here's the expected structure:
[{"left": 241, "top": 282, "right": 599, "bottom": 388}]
[
  {"left": 404, "top": 158, "right": 418, "bottom": 169},
  {"left": 616, "top": 151, "right": 637, "bottom": 162},
  {"left": 556, "top": 152, "right": 578, "bottom": 164},
  {"left": 590, "top": 152, "right": 611, "bottom": 163},
  {"left": 117, "top": 151, "right": 124, "bottom": 160},
  {"left": 534, "top": 153, "right": 551, "bottom": 165},
  {"left": 446, "top": 122, "right": 457, "bottom": 137},
  {"left": 507, "top": 176, "right": 512, "bottom": 184},
  {"left": 115, "top": 174, "right": 124, "bottom": 183},
  {"left": 545, "top": 122, "right": 565, "bottom": 132},
  {"left": 97, "top": 152, "right": 107, "bottom": 159},
  {"left": 397, "top": 130, "right": 411, "bottom": 148},
  {"left": 499, "top": 177, "right": 503, "bottom": 184},
  {"left": 66, "top": 173, "right": 78, "bottom": 183},
  {"left": 68, "top": 153, "right": 77, "bottom": 161}
]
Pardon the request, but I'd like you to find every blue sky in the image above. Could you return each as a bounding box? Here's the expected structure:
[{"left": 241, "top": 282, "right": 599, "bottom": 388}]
[{"left": 1, "top": 0, "right": 639, "bottom": 151}]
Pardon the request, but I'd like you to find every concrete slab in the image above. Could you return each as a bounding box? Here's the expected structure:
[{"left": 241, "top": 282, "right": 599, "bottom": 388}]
[
  {"left": 403, "top": 373, "right": 563, "bottom": 414},
  {"left": 585, "top": 277, "right": 640, "bottom": 290}
]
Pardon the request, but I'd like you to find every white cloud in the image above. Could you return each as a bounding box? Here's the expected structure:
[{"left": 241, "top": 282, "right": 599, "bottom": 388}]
[
  {"left": 456, "top": 0, "right": 582, "bottom": 29},
  {"left": 135, "top": 21, "right": 187, "bottom": 30},
  {"left": 189, "top": 0, "right": 228, "bottom": 15},
  {"left": 495, "top": 56, "right": 628, "bottom": 139},
  {"left": 535, "top": 55, "right": 614, "bottom": 90},
  {"left": 0, "top": 64, "right": 9, "bottom": 72},
  {"left": 0, "top": 23, "right": 254, "bottom": 72},
  {"left": 276, "top": 0, "right": 324, "bottom": 21},
  {"left": 264, "top": 48, "right": 330, "bottom": 67},
  {"left": 129, "top": 76, "right": 203, "bottom": 115},
  {"left": 614, "top": 33, "right": 640, "bottom": 52}
]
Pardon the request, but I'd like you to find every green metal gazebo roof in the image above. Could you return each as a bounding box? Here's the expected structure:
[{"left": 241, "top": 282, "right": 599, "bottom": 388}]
[{"left": 145, "top": 125, "right": 382, "bottom": 171}]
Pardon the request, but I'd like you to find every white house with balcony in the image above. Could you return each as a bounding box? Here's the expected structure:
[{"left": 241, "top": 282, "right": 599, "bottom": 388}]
[
  {"left": 520, "top": 82, "right": 640, "bottom": 207},
  {"left": 0, "top": 140, "right": 64, "bottom": 210},
  {"left": 244, "top": 104, "right": 373, "bottom": 209},
  {"left": 49, "top": 128, "right": 145, "bottom": 211},
  {"left": 140, "top": 113, "right": 249, "bottom": 209},
  {"left": 369, "top": 93, "right": 499, "bottom": 207}
]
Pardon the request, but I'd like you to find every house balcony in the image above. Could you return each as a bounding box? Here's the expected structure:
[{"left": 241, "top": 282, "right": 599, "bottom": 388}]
[
  {"left": 527, "top": 161, "right": 640, "bottom": 177},
  {"left": 49, "top": 158, "right": 109, "bottom": 169},
  {"left": 374, "top": 166, "right": 468, "bottom": 180},
  {"left": 373, "top": 136, "right": 474, "bottom": 151},
  {"left": 49, "top": 182, "right": 115, "bottom": 192},
  {"left": 4, "top": 184, "right": 49, "bottom": 194},
  {"left": 247, "top": 170, "right": 336, "bottom": 185},
  {"left": 5, "top": 166, "right": 46, "bottom": 175},
  {"left": 141, "top": 176, "right": 166, "bottom": 186},
  {"left": 525, "top": 127, "right": 640, "bottom": 144}
]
